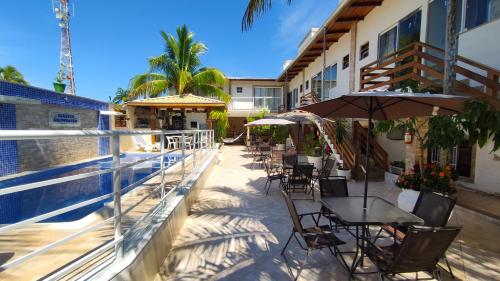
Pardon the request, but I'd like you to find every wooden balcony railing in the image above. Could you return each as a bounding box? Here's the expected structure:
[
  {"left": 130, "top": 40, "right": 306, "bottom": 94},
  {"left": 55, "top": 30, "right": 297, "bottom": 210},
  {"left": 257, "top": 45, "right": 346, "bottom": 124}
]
[{"left": 360, "top": 41, "right": 500, "bottom": 108}]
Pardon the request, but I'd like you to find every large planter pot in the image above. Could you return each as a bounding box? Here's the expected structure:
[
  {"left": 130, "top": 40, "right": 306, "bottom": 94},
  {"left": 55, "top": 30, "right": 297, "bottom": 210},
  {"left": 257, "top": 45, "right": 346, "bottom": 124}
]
[
  {"left": 53, "top": 82, "right": 66, "bottom": 93},
  {"left": 306, "top": 155, "right": 323, "bottom": 170},
  {"left": 336, "top": 168, "right": 351, "bottom": 180},
  {"left": 397, "top": 189, "right": 420, "bottom": 212},
  {"left": 275, "top": 144, "right": 285, "bottom": 151},
  {"left": 298, "top": 154, "right": 308, "bottom": 163}
]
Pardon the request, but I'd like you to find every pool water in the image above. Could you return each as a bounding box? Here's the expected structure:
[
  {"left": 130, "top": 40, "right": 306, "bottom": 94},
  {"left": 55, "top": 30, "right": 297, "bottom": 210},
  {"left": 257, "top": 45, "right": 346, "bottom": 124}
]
[{"left": 0, "top": 153, "right": 184, "bottom": 224}]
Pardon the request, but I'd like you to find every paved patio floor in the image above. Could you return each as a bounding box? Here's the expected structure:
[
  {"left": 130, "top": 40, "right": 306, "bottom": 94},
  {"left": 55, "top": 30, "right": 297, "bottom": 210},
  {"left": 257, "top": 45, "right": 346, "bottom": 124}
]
[{"left": 156, "top": 145, "right": 500, "bottom": 281}]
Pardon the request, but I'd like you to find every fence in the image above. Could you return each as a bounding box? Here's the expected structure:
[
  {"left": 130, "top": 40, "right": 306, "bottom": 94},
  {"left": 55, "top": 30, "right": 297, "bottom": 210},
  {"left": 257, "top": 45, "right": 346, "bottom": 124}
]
[{"left": 0, "top": 129, "right": 215, "bottom": 279}]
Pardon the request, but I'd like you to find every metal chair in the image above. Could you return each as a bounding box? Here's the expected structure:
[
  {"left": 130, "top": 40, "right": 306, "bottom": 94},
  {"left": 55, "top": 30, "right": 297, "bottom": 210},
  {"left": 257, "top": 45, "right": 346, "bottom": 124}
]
[
  {"left": 378, "top": 191, "right": 457, "bottom": 278},
  {"left": 367, "top": 227, "right": 461, "bottom": 281},
  {"left": 318, "top": 176, "right": 348, "bottom": 230},
  {"left": 251, "top": 145, "right": 271, "bottom": 169},
  {"left": 286, "top": 163, "right": 314, "bottom": 199},
  {"left": 263, "top": 161, "right": 287, "bottom": 195},
  {"left": 280, "top": 190, "right": 347, "bottom": 280}
]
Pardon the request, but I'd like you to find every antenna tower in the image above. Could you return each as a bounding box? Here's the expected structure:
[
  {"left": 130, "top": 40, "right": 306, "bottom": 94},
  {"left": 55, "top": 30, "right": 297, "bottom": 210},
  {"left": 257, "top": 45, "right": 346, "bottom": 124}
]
[{"left": 53, "top": 0, "right": 75, "bottom": 95}]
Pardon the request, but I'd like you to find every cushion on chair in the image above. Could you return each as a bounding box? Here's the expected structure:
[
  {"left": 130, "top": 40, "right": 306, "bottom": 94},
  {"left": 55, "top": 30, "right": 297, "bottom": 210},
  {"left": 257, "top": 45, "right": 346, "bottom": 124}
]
[{"left": 303, "top": 225, "right": 346, "bottom": 248}]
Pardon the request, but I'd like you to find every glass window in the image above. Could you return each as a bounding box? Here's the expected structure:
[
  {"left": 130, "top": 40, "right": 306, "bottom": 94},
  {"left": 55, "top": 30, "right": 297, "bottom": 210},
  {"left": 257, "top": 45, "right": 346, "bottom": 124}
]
[
  {"left": 292, "top": 88, "right": 299, "bottom": 108},
  {"left": 324, "top": 64, "right": 337, "bottom": 99},
  {"left": 236, "top": 87, "right": 243, "bottom": 93},
  {"left": 311, "top": 72, "right": 322, "bottom": 98},
  {"left": 465, "top": 0, "right": 500, "bottom": 29},
  {"left": 254, "top": 87, "right": 282, "bottom": 111},
  {"left": 378, "top": 26, "right": 397, "bottom": 60},
  {"left": 306, "top": 80, "right": 309, "bottom": 90},
  {"left": 360, "top": 42, "right": 369, "bottom": 60},
  {"left": 342, "top": 54, "right": 349, "bottom": 70},
  {"left": 300, "top": 84, "right": 303, "bottom": 93},
  {"left": 398, "top": 10, "right": 421, "bottom": 48}
]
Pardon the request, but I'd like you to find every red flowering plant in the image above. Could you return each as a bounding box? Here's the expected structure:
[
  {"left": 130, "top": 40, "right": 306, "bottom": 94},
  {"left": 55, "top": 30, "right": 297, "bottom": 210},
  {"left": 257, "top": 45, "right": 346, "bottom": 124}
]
[{"left": 395, "top": 163, "right": 457, "bottom": 195}]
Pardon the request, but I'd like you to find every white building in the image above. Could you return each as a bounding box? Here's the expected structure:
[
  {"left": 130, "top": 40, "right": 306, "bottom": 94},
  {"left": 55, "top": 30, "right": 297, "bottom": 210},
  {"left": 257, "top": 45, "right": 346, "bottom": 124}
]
[{"left": 228, "top": 0, "right": 499, "bottom": 194}]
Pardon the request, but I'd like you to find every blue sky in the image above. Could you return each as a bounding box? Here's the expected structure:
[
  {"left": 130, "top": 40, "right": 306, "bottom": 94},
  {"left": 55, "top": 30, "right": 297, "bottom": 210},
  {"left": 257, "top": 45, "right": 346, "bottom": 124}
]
[{"left": 0, "top": 0, "right": 338, "bottom": 101}]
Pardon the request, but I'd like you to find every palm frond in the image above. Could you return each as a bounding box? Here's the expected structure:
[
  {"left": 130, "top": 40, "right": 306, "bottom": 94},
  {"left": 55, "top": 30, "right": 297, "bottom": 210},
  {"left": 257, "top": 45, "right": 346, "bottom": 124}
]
[
  {"left": 242, "top": 0, "right": 292, "bottom": 31},
  {"left": 177, "top": 70, "right": 192, "bottom": 96},
  {"left": 129, "top": 73, "right": 169, "bottom": 99}
]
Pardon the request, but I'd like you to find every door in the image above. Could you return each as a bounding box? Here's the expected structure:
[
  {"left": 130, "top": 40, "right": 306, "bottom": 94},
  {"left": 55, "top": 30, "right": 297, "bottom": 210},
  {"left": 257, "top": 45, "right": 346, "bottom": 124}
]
[
  {"left": 398, "top": 10, "right": 422, "bottom": 48},
  {"left": 456, "top": 142, "right": 473, "bottom": 178}
]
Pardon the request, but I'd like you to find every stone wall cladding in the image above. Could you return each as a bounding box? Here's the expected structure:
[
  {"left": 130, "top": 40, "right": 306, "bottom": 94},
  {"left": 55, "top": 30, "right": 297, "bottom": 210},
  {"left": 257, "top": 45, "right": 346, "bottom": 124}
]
[{"left": 16, "top": 104, "right": 99, "bottom": 172}]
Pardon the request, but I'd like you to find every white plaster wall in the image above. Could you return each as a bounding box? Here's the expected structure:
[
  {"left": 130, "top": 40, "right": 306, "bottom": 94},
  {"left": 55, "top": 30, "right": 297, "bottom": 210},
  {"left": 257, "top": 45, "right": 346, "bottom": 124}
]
[
  {"left": 458, "top": 19, "right": 500, "bottom": 70},
  {"left": 472, "top": 140, "right": 500, "bottom": 194},
  {"left": 375, "top": 134, "right": 406, "bottom": 163},
  {"left": 185, "top": 112, "right": 207, "bottom": 129},
  {"left": 226, "top": 80, "right": 284, "bottom": 114}
]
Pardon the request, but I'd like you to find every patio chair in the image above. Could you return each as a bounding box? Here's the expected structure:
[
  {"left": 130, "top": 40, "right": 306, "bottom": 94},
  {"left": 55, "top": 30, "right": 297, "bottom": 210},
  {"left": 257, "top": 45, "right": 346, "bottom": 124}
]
[
  {"left": 251, "top": 145, "right": 271, "bottom": 169},
  {"left": 280, "top": 190, "right": 347, "bottom": 280},
  {"left": 286, "top": 163, "right": 314, "bottom": 198},
  {"left": 166, "top": 136, "right": 178, "bottom": 150},
  {"left": 282, "top": 153, "right": 297, "bottom": 171},
  {"left": 378, "top": 191, "right": 457, "bottom": 278},
  {"left": 313, "top": 158, "right": 336, "bottom": 185},
  {"left": 184, "top": 136, "right": 193, "bottom": 150},
  {"left": 318, "top": 176, "right": 348, "bottom": 230},
  {"left": 263, "top": 161, "right": 286, "bottom": 195},
  {"left": 132, "top": 135, "right": 161, "bottom": 152},
  {"left": 367, "top": 227, "right": 461, "bottom": 281}
]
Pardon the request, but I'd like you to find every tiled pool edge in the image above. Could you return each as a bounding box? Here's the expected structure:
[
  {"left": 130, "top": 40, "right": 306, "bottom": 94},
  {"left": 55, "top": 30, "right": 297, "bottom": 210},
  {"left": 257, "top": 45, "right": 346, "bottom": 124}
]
[{"left": 88, "top": 149, "right": 218, "bottom": 281}]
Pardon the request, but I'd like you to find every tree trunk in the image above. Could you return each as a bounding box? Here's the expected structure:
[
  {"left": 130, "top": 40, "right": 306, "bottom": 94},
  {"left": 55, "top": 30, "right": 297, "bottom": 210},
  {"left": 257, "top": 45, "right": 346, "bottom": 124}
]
[{"left": 443, "top": 0, "right": 459, "bottom": 95}]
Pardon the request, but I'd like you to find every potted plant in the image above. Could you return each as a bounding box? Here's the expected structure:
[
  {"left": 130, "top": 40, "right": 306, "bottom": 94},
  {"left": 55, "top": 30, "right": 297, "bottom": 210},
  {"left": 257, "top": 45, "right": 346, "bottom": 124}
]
[
  {"left": 333, "top": 119, "right": 351, "bottom": 179},
  {"left": 395, "top": 163, "right": 457, "bottom": 211},
  {"left": 302, "top": 132, "right": 324, "bottom": 170},
  {"left": 389, "top": 161, "right": 405, "bottom": 175},
  {"left": 272, "top": 125, "right": 289, "bottom": 150},
  {"left": 53, "top": 71, "right": 66, "bottom": 93}
]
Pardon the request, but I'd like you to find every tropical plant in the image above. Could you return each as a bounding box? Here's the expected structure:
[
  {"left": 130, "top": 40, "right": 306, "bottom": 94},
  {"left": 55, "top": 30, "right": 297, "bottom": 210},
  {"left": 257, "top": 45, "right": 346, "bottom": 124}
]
[
  {"left": 129, "top": 25, "right": 230, "bottom": 102},
  {"left": 333, "top": 118, "right": 349, "bottom": 144},
  {"left": 303, "top": 132, "right": 324, "bottom": 157},
  {"left": 209, "top": 109, "right": 229, "bottom": 141},
  {"left": 271, "top": 125, "right": 289, "bottom": 144},
  {"left": 0, "top": 65, "right": 28, "bottom": 85},
  {"left": 242, "top": 0, "right": 292, "bottom": 31},
  {"left": 111, "top": 88, "right": 130, "bottom": 104},
  {"left": 246, "top": 109, "right": 270, "bottom": 135}
]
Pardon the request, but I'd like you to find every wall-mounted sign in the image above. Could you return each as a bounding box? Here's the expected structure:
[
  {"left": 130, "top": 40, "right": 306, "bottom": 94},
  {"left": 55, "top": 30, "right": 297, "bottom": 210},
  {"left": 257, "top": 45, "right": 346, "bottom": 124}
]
[{"left": 49, "top": 111, "right": 81, "bottom": 127}]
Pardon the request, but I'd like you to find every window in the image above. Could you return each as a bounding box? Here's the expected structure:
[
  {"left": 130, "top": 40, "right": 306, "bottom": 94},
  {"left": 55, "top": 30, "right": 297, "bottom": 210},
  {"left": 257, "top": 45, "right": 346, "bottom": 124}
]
[
  {"left": 305, "top": 80, "right": 309, "bottom": 90},
  {"left": 292, "top": 88, "right": 299, "bottom": 108},
  {"left": 300, "top": 84, "right": 303, "bottom": 93},
  {"left": 236, "top": 87, "right": 243, "bottom": 93},
  {"left": 465, "top": 0, "right": 500, "bottom": 29},
  {"left": 360, "top": 42, "right": 369, "bottom": 60},
  {"left": 378, "top": 26, "right": 397, "bottom": 60},
  {"left": 311, "top": 72, "right": 322, "bottom": 97},
  {"left": 342, "top": 54, "right": 349, "bottom": 70},
  {"left": 324, "top": 63, "right": 337, "bottom": 99},
  {"left": 254, "top": 87, "right": 282, "bottom": 111}
]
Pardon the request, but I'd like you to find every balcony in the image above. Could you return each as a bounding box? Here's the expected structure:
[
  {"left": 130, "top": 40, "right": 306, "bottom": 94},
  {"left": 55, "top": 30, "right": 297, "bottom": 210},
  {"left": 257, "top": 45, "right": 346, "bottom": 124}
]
[{"left": 228, "top": 96, "right": 283, "bottom": 113}]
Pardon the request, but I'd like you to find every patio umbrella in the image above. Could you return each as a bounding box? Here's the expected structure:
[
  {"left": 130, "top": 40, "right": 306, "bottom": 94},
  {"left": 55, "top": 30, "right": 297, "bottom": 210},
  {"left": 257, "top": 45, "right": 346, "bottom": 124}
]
[
  {"left": 276, "top": 110, "right": 324, "bottom": 152},
  {"left": 244, "top": 118, "right": 296, "bottom": 126},
  {"left": 300, "top": 91, "right": 468, "bottom": 209}
]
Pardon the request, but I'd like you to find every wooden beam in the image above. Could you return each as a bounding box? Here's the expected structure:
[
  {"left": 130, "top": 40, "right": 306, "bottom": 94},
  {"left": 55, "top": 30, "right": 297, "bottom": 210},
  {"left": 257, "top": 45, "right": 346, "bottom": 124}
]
[
  {"left": 326, "top": 29, "right": 350, "bottom": 35},
  {"left": 351, "top": 1, "right": 382, "bottom": 8},
  {"left": 337, "top": 16, "right": 365, "bottom": 22}
]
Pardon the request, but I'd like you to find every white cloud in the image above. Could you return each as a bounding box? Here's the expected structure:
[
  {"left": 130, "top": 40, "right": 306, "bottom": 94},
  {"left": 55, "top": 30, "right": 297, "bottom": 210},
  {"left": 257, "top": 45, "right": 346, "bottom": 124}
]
[{"left": 274, "top": 0, "right": 338, "bottom": 54}]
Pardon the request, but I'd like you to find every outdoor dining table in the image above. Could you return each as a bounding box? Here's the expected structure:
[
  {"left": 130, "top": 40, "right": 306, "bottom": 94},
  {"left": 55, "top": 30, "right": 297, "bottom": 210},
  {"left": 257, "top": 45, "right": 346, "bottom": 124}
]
[{"left": 320, "top": 196, "right": 424, "bottom": 275}]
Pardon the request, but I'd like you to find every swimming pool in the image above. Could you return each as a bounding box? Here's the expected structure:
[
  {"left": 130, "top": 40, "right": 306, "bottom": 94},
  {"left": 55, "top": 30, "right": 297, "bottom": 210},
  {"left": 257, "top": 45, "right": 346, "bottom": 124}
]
[{"left": 0, "top": 153, "right": 184, "bottom": 224}]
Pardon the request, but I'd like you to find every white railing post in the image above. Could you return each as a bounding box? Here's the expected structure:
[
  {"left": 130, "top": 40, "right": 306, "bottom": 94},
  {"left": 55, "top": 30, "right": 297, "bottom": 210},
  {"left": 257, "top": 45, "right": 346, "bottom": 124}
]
[
  {"left": 192, "top": 132, "right": 197, "bottom": 168},
  {"left": 111, "top": 134, "right": 123, "bottom": 258},
  {"left": 211, "top": 130, "right": 215, "bottom": 150},
  {"left": 181, "top": 132, "right": 186, "bottom": 178},
  {"left": 159, "top": 133, "right": 166, "bottom": 199}
]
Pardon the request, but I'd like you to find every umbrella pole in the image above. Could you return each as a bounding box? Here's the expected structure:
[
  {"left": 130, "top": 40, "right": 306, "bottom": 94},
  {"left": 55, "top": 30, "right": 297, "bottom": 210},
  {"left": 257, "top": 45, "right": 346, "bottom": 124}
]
[{"left": 363, "top": 99, "right": 373, "bottom": 210}]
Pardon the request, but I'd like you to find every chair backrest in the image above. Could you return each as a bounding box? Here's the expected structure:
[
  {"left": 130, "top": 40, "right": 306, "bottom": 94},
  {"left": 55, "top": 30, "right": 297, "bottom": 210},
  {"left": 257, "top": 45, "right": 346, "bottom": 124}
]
[
  {"left": 293, "top": 163, "right": 314, "bottom": 179},
  {"left": 282, "top": 153, "right": 297, "bottom": 167},
  {"left": 281, "top": 190, "right": 305, "bottom": 235},
  {"left": 319, "top": 176, "right": 348, "bottom": 198},
  {"left": 259, "top": 145, "right": 272, "bottom": 152},
  {"left": 412, "top": 192, "right": 456, "bottom": 227},
  {"left": 318, "top": 158, "right": 336, "bottom": 178},
  {"left": 389, "top": 227, "right": 461, "bottom": 274}
]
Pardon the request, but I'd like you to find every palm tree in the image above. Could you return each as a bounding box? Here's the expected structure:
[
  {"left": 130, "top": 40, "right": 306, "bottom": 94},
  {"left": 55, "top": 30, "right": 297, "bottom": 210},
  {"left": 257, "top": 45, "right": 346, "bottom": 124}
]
[
  {"left": 0, "top": 65, "right": 29, "bottom": 85},
  {"left": 129, "top": 25, "right": 229, "bottom": 102},
  {"left": 111, "top": 87, "right": 130, "bottom": 104},
  {"left": 242, "top": 0, "right": 292, "bottom": 31}
]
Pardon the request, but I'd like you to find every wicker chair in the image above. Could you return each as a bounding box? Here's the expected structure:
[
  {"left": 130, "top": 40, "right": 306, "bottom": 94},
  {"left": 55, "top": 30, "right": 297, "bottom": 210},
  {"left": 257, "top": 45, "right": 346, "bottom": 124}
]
[
  {"left": 367, "top": 227, "right": 461, "bottom": 281},
  {"left": 280, "top": 190, "right": 347, "bottom": 280}
]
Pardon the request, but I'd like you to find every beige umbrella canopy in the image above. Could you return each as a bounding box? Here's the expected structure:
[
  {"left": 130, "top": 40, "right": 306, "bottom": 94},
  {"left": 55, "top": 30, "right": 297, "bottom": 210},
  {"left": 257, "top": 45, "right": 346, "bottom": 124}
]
[
  {"left": 276, "top": 110, "right": 324, "bottom": 125},
  {"left": 244, "top": 118, "right": 296, "bottom": 126},
  {"left": 300, "top": 91, "right": 468, "bottom": 209}
]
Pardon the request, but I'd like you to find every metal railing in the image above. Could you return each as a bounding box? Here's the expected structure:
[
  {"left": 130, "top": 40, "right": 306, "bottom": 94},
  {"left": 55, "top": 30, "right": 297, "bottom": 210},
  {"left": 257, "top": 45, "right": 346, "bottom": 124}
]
[
  {"left": 0, "top": 129, "right": 216, "bottom": 278},
  {"left": 227, "top": 96, "right": 282, "bottom": 112}
]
